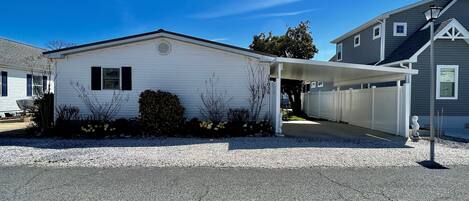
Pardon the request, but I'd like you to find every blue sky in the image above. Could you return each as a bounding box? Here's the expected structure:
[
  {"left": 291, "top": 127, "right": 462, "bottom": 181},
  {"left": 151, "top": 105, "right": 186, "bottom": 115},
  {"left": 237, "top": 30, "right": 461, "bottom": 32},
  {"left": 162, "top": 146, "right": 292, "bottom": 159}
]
[{"left": 1, "top": 0, "right": 418, "bottom": 61}]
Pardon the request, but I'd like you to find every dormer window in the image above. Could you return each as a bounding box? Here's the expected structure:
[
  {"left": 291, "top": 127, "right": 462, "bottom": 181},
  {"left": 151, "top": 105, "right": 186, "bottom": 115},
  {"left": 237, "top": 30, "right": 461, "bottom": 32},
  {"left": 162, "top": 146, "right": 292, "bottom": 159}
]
[
  {"left": 354, "top": 35, "right": 361, "bottom": 47},
  {"left": 373, "top": 25, "right": 381, "bottom": 40},
  {"left": 394, "top": 22, "right": 407, "bottom": 36},
  {"left": 337, "top": 43, "right": 343, "bottom": 61}
]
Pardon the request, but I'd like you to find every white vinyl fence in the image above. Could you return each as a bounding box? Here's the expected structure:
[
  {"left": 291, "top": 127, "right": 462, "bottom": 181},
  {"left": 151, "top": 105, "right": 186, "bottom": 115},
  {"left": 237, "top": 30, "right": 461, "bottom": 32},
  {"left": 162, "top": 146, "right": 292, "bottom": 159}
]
[{"left": 303, "top": 84, "right": 410, "bottom": 136}]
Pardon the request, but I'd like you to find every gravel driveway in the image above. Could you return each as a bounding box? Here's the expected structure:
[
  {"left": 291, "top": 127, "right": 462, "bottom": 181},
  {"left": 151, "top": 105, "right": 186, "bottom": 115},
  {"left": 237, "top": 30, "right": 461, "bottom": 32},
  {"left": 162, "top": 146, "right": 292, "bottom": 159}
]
[{"left": 0, "top": 137, "right": 468, "bottom": 168}]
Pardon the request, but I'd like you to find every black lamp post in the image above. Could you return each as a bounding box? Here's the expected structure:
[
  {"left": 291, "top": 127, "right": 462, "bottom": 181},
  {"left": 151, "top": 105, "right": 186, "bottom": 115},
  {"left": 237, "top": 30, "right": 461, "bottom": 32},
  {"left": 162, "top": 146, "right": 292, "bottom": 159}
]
[{"left": 424, "top": 5, "right": 442, "bottom": 162}]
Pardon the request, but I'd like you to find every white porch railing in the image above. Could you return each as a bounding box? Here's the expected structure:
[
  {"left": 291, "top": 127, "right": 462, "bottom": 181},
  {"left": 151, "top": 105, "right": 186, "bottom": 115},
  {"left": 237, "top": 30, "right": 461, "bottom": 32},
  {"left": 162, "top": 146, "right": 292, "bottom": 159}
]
[{"left": 303, "top": 84, "right": 411, "bottom": 136}]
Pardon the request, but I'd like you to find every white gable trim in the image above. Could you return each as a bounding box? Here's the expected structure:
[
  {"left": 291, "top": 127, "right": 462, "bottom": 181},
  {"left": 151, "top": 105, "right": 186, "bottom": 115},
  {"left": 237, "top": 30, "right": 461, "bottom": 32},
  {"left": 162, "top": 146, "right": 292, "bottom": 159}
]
[
  {"left": 409, "top": 19, "right": 469, "bottom": 62},
  {"left": 435, "top": 19, "right": 469, "bottom": 40}
]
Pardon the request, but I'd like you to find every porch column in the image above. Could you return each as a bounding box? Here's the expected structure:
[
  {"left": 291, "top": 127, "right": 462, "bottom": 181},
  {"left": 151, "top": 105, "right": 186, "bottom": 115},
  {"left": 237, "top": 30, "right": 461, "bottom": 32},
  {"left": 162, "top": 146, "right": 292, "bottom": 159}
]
[
  {"left": 275, "top": 63, "right": 283, "bottom": 135},
  {"left": 404, "top": 73, "right": 412, "bottom": 138}
]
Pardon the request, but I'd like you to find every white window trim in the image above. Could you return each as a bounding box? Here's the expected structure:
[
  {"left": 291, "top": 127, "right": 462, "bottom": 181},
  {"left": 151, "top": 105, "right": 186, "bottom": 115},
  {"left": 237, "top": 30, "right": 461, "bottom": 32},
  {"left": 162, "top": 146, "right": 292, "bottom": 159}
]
[
  {"left": 373, "top": 25, "right": 381, "bottom": 40},
  {"left": 393, "top": 22, "right": 407, "bottom": 37},
  {"left": 101, "top": 67, "right": 122, "bottom": 90},
  {"left": 436, "top": 65, "right": 458, "bottom": 100},
  {"left": 337, "top": 43, "right": 343, "bottom": 61},
  {"left": 354, "top": 34, "right": 361, "bottom": 47}
]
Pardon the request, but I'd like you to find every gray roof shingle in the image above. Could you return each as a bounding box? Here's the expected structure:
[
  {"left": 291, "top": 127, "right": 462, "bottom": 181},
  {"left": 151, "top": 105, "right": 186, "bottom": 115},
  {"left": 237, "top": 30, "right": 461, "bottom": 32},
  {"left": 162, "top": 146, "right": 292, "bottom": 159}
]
[{"left": 0, "top": 38, "right": 49, "bottom": 70}]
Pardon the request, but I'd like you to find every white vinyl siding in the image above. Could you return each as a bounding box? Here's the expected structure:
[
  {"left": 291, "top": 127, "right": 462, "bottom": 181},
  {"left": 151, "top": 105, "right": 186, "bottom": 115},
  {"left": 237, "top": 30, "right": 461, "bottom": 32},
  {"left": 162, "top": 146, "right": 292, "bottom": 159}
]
[
  {"left": 354, "top": 35, "right": 361, "bottom": 47},
  {"left": 54, "top": 38, "right": 271, "bottom": 119},
  {"left": 0, "top": 68, "right": 29, "bottom": 115},
  {"left": 436, "top": 65, "right": 458, "bottom": 100},
  {"left": 393, "top": 22, "right": 408, "bottom": 36}
]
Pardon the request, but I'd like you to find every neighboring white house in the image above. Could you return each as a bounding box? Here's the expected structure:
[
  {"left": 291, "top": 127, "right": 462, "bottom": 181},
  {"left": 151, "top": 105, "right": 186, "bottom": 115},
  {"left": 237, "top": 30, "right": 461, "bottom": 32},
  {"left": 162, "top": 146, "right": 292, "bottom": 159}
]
[{"left": 0, "top": 38, "right": 52, "bottom": 118}]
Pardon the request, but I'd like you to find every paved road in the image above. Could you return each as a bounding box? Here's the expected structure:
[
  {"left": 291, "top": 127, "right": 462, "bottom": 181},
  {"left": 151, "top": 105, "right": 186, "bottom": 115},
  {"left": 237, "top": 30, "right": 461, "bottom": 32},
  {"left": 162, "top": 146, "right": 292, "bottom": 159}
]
[{"left": 1, "top": 166, "right": 468, "bottom": 201}]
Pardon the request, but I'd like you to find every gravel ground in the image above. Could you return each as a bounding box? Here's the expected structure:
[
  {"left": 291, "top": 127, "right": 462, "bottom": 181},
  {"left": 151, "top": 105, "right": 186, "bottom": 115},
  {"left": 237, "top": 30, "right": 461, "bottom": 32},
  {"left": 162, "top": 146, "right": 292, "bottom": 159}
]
[{"left": 0, "top": 137, "right": 468, "bottom": 168}]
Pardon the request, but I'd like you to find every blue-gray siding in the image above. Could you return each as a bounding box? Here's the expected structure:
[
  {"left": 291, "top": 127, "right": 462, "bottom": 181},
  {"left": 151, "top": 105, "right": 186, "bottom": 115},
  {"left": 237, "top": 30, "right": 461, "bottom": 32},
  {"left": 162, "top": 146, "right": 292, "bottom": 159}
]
[
  {"left": 411, "top": 39, "right": 469, "bottom": 116},
  {"left": 384, "top": 0, "right": 451, "bottom": 58},
  {"left": 337, "top": 23, "right": 381, "bottom": 65}
]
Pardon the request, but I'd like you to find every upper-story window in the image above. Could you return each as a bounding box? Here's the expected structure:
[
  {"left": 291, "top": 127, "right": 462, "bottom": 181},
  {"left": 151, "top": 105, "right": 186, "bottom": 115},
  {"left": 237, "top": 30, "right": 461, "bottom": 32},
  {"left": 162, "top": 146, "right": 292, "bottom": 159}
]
[
  {"left": 393, "top": 22, "right": 407, "bottom": 36},
  {"left": 373, "top": 25, "right": 381, "bottom": 40},
  {"left": 354, "top": 35, "right": 361, "bottom": 47},
  {"left": 337, "top": 43, "right": 343, "bottom": 61}
]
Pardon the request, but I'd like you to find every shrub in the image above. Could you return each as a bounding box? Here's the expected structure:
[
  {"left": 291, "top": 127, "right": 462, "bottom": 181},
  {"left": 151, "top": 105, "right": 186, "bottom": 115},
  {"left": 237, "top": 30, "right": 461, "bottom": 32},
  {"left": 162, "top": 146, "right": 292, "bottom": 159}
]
[
  {"left": 31, "top": 93, "right": 54, "bottom": 134},
  {"left": 56, "top": 105, "right": 80, "bottom": 121},
  {"left": 112, "top": 118, "right": 140, "bottom": 136},
  {"left": 55, "top": 105, "right": 80, "bottom": 138},
  {"left": 139, "top": 90, "right": 185, "bottom": 135},
  {"left": 227, "top": 109, "right": 250, "bottom": 124}
]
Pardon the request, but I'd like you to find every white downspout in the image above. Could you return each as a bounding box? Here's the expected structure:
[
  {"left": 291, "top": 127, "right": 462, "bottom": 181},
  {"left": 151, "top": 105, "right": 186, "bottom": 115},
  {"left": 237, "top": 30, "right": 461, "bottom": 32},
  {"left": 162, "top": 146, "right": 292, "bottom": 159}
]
[{"left": 375, "top": 18, "right": 387, "bottom": 65}]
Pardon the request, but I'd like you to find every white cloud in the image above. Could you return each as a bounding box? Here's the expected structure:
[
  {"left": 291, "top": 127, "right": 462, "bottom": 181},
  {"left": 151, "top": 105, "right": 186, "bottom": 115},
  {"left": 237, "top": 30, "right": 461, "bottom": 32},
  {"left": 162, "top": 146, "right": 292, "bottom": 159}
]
[
  {"left": 192, "top": 0, "right": 301, "bottom": 19},
  {"left": 247, "top": 9, "right": 317, "bottom": 19}
]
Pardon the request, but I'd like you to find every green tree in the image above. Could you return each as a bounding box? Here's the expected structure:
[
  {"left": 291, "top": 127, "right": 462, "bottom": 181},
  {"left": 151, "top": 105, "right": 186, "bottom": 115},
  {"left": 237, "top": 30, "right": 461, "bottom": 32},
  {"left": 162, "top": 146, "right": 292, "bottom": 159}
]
[{"left": 249, "top": 21, "right": 319, "bottom": 115}]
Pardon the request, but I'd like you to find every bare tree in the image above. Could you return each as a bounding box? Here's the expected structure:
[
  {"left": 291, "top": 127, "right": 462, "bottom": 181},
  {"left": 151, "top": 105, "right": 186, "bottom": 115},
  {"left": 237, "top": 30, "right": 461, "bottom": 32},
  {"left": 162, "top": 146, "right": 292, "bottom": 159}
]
[
  {"left": 71, "top": 81, "right": 129, "bottom": 121},
  {"left": 200, "top": 73, "right": 232, "bottom": 122},
  {"left": 46, "top": 40, "right": 77, "bottom": 50},
  {"left": 246, "top": 62, "right": 270, "bottom": 122}
]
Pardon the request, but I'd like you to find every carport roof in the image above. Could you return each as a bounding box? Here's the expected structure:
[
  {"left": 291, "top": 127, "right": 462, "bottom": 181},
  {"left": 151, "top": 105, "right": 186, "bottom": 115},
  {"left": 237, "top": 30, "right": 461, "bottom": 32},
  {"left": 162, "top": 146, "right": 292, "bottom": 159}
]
[{"left": 271, "top": 58, "right": 418, "bottom": 86}]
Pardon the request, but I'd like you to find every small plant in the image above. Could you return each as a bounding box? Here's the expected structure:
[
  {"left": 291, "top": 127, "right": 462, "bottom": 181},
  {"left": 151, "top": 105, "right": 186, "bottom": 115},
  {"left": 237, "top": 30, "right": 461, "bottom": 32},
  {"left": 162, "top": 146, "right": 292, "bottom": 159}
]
[
  {"left": 227, "top": 108, "right": 250, "bottom": 124},
  {"left": 200, "top": 73, "right": 232, "bottom": 122},
  {"left": 139, "top": 90, "right": 185, "bottom": 135},
  {"left": 71, "top": 81, "right": 128, "bottom": 121},
  {"left": 199, "top": 120, "right": 228, "bottom": 138},
  {"left": 80, "top": 121, "right": 116, "bottom": 138},
  {"left": 56, "top": 105, "right": 80, "bottom": 121}
]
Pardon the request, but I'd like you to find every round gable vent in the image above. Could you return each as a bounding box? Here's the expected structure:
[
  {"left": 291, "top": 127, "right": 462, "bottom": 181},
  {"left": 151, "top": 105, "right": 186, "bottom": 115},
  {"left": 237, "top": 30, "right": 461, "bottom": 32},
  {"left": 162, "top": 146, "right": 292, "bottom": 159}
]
[{"left": 157, "top": 40, "right": 171, "bottom": 55}]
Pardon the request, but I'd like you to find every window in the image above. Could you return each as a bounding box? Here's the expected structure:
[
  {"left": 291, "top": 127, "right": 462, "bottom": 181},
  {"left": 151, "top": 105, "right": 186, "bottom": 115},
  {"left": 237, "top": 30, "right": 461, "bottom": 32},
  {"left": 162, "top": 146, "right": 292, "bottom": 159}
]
[
  {"left": 437, "top": 65, "right": 458, "bottom": 99},
  {"left": 317, "top": 81, "right": 324, "bottom": 88},
  {"left": 337, "top": 43, "right": 343, "bottom": 61},
  {"left": 32, "top": 75, "right": 43, "bottom": 96},
  {"left": 354, "top": 35, "right": 361, "bottom": 47},
  {"left": 393, "top": 22, "right": 407, "bottom": 36},
  {"left": 1, "top": 71, "right": 6, "bottom": 97},
  {"left": 373, "top": 25, "right": 381, "bottom": 40},
  {"left": 102, "top": 68, "right": 120, "bottom": 90},
  {"left": 311, "top": 81, "right": 317, "bottom": 89}
]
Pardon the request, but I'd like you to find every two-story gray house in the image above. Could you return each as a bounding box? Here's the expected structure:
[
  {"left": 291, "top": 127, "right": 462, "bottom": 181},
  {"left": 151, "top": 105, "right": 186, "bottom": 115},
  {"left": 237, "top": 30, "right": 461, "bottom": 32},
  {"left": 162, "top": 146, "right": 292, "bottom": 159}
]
[{"left": 330, "top": 0, "right": 469, "bottom": 136}]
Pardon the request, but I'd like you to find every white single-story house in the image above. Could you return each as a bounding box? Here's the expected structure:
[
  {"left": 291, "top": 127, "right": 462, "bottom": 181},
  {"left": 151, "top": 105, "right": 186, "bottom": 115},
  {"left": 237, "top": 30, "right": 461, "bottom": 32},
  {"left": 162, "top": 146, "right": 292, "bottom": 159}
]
[
  {"left": 0, "top": 38, "right": 53, "bottom": 117},
  {"left": 43, "top": 29, "right": 417, "bottom": 137}
]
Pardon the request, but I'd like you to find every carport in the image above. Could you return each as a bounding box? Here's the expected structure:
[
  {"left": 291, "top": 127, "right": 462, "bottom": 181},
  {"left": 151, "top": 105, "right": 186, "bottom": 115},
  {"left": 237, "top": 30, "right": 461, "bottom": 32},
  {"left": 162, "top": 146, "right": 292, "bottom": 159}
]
[{"left": 270, "top": 58, "right": 418, "bottom": 138}]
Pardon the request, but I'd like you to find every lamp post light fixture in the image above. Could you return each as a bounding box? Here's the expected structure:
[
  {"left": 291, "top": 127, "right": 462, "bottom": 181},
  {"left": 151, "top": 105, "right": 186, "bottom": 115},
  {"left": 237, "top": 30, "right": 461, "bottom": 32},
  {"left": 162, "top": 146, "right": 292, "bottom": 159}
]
[{"left": 424, "top": 5, "right": 442, "bottom": 162}]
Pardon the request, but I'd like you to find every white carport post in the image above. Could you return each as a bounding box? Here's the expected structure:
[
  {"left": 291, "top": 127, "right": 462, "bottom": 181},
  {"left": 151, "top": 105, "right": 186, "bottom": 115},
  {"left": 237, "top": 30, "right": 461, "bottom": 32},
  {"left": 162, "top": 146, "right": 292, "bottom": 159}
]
[{"left": 275, "top": 63, "right": 283, "bottom": 135}]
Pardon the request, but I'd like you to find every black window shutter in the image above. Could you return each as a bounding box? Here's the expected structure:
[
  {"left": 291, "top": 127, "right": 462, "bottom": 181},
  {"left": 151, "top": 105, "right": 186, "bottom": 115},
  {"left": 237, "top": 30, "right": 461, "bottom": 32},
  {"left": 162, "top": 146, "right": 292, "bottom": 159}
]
[
  {"left": 91, "top": 67, "right": 101, "bottom": 90},
  {"left": 42, "top": 76, "right": 47, "bottom": 93},
  {"left": 121, "top": 67, "right": 132, "bottom": 91},
  {"left": 1, "top": 71, "right": 7, "bottom": 96},
  {"left": 27, "top": 74, "right": 32, "bottom": 96}
]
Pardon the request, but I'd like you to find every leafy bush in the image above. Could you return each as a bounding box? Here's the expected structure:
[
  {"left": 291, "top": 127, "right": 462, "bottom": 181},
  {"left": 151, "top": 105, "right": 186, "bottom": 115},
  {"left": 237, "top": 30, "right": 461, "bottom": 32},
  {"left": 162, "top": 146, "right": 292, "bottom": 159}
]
[{"left": 139, "top": 90, "right": 185, "bottom": 135}]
